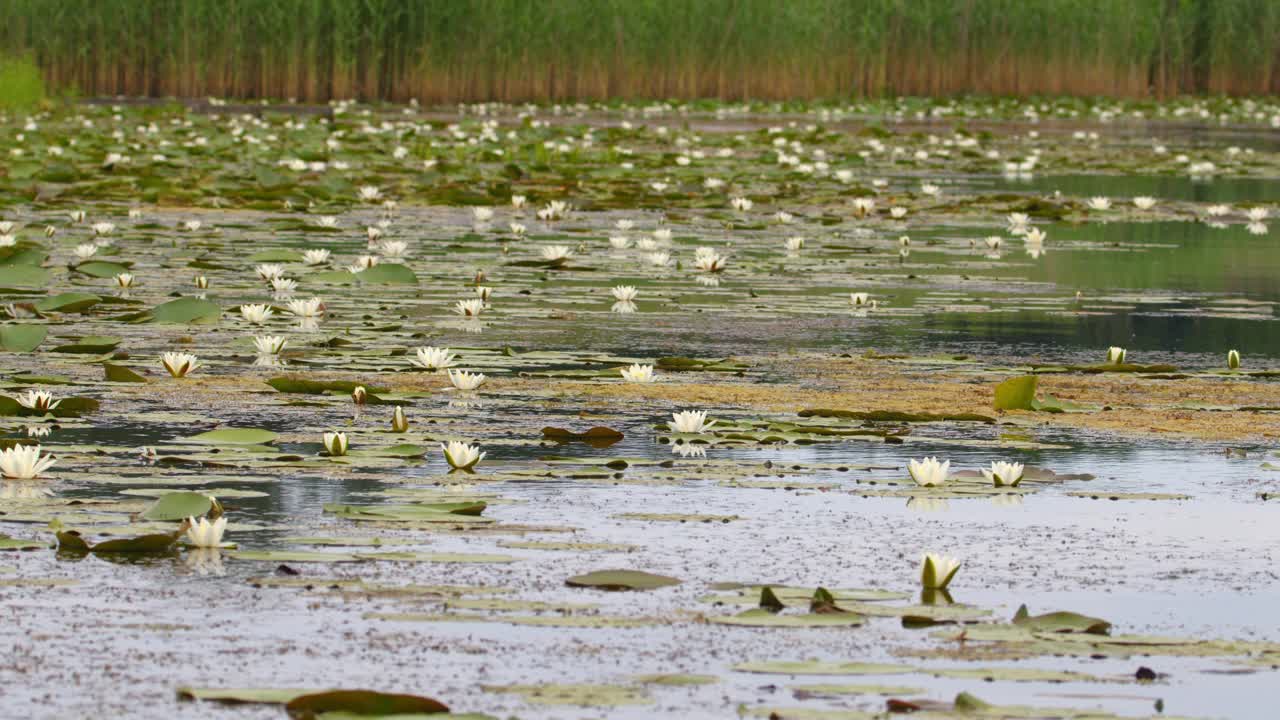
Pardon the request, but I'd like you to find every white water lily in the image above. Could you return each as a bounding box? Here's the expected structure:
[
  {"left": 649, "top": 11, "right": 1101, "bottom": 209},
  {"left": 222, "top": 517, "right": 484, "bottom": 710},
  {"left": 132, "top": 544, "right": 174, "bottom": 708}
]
[
  {"left": 1006, "top": 213, "right": 1030, "bottom": 234},
  {"left": 851, "top": 198, "right": 876, "bottom": 217},
  {"left": 240, "top": 303, "right": 274, "bottom": 324},
  {"left": 620, "top": 363, "right": 656, "bottom": 383},
  {"left": 920, "top": 183, "right": 940, "bottom": 196},
  {"left": 1247, "top": 207, "right": 1269, "bottom": 222},
  {"left": 1247, "top": 222, "right": 1269, "bottom": 235},
  {"left": 252, "top": 335, "right": 287, "bottom": 355},
  {"left": 448, "top": 369, "right": 486, "bottom": 391},
  {"left": 1133, "top": 196, "right": 1157, "bottom": 210},
  {"left": 609, "top": 236, "right": 631, "bottom": 249},
  {"left": 510, "top": 195, "right": 527, "bottom": 210},
  {"left": 113, "top": 272, "right": 135, "bottom": 289},
  {"left": 454, "top": 298, "right": 485, "bottom": 317},
  {"left": 890, "top": 206, "right": 908, "bottom": 219},
  {"left": 357, "top": 185, "right": 382, "bottom": 202},
  {"left": 17, "top": 390, "right": 60, "bottom": 413},
  {"left": 730, "top": 196, "right": 753, "bottom": 212},
  {"left": 694, "top": 249, "right": 728, "bottom": 273},
  {"left": 850, "top": 292, "right": 870, "bottom": 306},
  {"left": 774, "top": 211, "right": 794, "bottom": 224},
  {"left": 1206, "top": 204, "right": 1230, "bottom": 217},
  {"left": 984, "top": 236, "right": 1002, "bottom": 250},
  {"left": 414, "top": 346, "right": 457, "bottom": 371},
  {"left": 194, "top": 276, "right": 209, "bottom": 289},
  {"left": 441, "top": 440, "right": 485, "bottom": 470},
  {"left": 366, "top": 226, "right": 384, "bottom": 244},
  {"left": 472, "top": 207, "right": 494, "bottom": 222},
  {"left": 315, "top": 215, "right": 338, "bottom": 228},
  {"left": 474, "top": 286, "right": 492, "bottom": 302},
  {"left": 303, "top": 248, "right": 331, "bottom": 265},
  {"left": 540, "top": 244, "right": 573, "bottom": 263},
  {"left": 91, "top": 222, "right": 116, "bottom": 236},
  {"left": 69, "top": 210, "right": 86, "bottom": 223},
  {"left": 286, "top": 298, "right": 325, "bottom": 318},
  {"left": 1024, "top": 227, "right": 1047, "bottom": 244},
  {"left": 1228, "top": 349, "right": 1241, "bottom": 370},
  {"left": 652, "top": 228, "right": 673, "bottom": 244},
  {"left": 255, "top": 263, "right": 286, "bottom": 281},
  {"left": 183, "top": 220, "right": 203, "bottom": 232},
  {"left": 907, "top": 456, "right": 950, "bottom": 487},
  {"left": 322, "top": 431, "right": 348, "bottom": 456},
  {"left": 391, "top": 406, "right": 409, "bottom": 433},
  {"left": 0, "top": 444, "right": 56, "bottom": 479},
  {"left": 611, "top": 286, "right": 638, "bottom": 302},
  {"left": 1107, "top": 346, "right": 1127, "bottom": 365},
  {"left": 379, "top": 240, "right": 409, "bottom": 259},
  {"left": 1087, "top": 196, "right": 1112, "bottom": 210},
  {"left": 920, "top": 553, "right": 962, "bottom": 590},
  {"left": 646, "top": 251, "right": 671, "bottom": 267},
  {"left": 161, "top": 352, "right": 200, "bottom": 378},
  {"left": 185, "top": 516, "right": 227, "bottom": 548},
  {"left": 670, "top": 410, "right": 715, "bottom": 433},
  {"left": 509, "top": 222, "right": 526, "bottom": 236},
  {"left": 74, "top": 242, "right": 99, "bottom": 260},
  {"left": 612, "top": 300, "right": 637, "bottom": 313},
  {"left": 784, "top": 236, "right": 805, "bottom": 251},
  {"left": 270, "top": 277, "right": 298, "bottom": 294},
  {"left": 982, "top": 461, "right": 1025, "bottom": 487}
]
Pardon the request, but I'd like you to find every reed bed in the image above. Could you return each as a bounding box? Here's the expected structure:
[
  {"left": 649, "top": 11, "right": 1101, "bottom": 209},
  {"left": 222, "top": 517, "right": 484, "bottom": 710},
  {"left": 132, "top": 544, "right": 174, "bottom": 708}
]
[{"left": 2, "top": 0, "right": 1278, "bottom": 102}]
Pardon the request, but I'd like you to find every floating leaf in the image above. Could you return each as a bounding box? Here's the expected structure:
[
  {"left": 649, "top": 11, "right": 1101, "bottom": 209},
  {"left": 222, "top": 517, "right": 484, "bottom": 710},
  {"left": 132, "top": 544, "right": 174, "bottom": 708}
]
[
  {"left": 150, "top": 297, "right": 221, "bottom": 324},
  {"left": 104, "top": 363, "right": 147, "bottom": 382},
  {"left": 993, "top": 375, "right": 1038, "bottom": 410},
  {"left": 185, "top": 428, "right": 279, "bottom": 445},
  {"left": 0, "top": 324, "right": 46, "bottom": 352},
  {"left": 140, "top": 491, "right": 214, "bottom": 522},
  {"left": 35, "top": 293, "right": 101, "bottom": 313},
  {"left": 1012, "top": 604, "right": 1112, "bottom": 634},
  {"left": 354, "top": 263, "right": 418, "bottom": 285},
  {"left": 565, "top": 569, "right": 681, "bottom": 591},
  {"left": 285, "top": 689, "right": 448, "bottom": 719}
]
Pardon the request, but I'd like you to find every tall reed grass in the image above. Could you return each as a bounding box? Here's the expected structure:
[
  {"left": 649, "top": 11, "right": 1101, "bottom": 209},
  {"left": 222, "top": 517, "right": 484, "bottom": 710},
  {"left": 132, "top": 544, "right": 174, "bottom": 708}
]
[{"left": 2, "top": 0, "right": 1277, "bottom": 102}]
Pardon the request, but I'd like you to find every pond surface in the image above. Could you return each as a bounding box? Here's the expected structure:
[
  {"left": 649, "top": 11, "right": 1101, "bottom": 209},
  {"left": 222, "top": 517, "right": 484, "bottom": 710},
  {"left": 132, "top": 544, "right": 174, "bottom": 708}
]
[{"left": 0, "top": 99, "right": 1278, "bottom": 719}]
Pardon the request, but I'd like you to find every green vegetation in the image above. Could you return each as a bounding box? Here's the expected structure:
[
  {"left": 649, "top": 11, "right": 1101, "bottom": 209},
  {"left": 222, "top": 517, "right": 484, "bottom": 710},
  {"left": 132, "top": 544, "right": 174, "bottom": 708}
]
[
  {"left": 0, "top": 55, "right": 44, "bottom": 110},
  {"left": 1, "top": 0, "right": 1278, "bottom": 101}
]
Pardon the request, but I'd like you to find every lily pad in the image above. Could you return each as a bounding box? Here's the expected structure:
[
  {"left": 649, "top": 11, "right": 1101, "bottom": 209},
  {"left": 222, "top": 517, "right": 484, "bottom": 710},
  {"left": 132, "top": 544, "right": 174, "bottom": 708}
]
[{"left": 565, "top": 569, "right": 681, "bottom": 591}]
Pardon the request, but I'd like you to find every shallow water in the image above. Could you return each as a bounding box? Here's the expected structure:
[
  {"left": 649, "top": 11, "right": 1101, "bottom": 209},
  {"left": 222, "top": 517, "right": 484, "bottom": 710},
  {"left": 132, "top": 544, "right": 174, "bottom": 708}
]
[{"left": 1, "top": 101, "right": 1279, "bottom": 719}]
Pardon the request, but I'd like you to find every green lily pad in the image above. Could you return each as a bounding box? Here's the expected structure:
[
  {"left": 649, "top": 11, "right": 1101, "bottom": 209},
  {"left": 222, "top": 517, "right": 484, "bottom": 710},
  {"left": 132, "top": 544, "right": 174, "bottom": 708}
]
[
  {"left": 994, "top": 375, "right": 1038, "bottom": 410},
  {"left": 35, "top": 293, "right": 101, "bottom": 314},
  {"left": 0, "top": 324, "right": 47, "bottom": 352},
  {"left": 150, "top": 297, "right": 221, "bottom": 324},
  {"left": 185, "top": 428, "right": 279, "bottom": 445},
  {"left": 565, "top": 569, "right": 681, "bottom": 591},
  {"left": 284, "top": 689, "right": 448, "bottom": 718},
  {"left": 140, "top": 491, "right": 214, "bottom": 521}
]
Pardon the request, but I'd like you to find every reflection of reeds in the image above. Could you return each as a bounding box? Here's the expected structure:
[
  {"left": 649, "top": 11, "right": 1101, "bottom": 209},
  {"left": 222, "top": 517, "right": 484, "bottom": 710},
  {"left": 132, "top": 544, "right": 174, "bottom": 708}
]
[{"left": 3, "top": 0, "right": 1277, "bottom": 101}]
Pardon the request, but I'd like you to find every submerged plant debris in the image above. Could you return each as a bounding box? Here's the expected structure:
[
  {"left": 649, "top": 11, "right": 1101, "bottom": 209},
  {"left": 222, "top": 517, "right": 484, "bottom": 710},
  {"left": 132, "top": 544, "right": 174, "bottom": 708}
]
[{"left": 1, "top": 97, "right": 1278, "bottom": 719}]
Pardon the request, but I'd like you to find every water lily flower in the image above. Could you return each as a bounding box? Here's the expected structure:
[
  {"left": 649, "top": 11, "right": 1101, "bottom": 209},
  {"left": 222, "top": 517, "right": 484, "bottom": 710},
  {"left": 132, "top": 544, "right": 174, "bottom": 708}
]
[
  {"left": 414, "top": 346, "right": 458, "bottom": 371},
  {"left": 907, "top": 457, "right": 950, "bottom": 486},
  {"left": 161, "top": 352, "right": 200, "bottom": 378},
  {"left": 509, "top": 222, "right": 526, "bottom": 237},
  {"left": 1247, "top": 207, "right": 1269, "bottom": 222},
  {"left": 920, "top": 183, "right": 940, "bottom": 196},
  {"left": 615, "top": 219, "right": 634, "bottom": 231},
  {"left": 511, "top": 195, "right": 526, "bottom": 210},
  {"left": 323, "top": 431, "right": 348, "bottom": 456},
  {"left": 1206, "top": 204, "right": 1230, "bottom": 217},
  {"left": 183, "top": 220, "right": 203, "bottom": 232},
  {"left": 194, "top": 276, "right": 209, "bottom": 289},
  {"left": 357, "top": 185, "right": 383, "bottom": 202},
  {"left": 890, "top": 206, "right": 908, "bottom": 219},
  {"left": 366, "top": 226, "right": 384, "bottom": 243},
  {"left": 441, "top": 440, "right": 485, "bottom": 470},
  {"left": 1133, "top": 196, "right": 1157, "bottom": 210},
  {"left": 982, "top": 461, "right": 1025, "bottom": 487},
  {"left": 1024, "top": 227, "right": 1047, "bottom": 244},
  {"left": 256, "top": 264, "right": 286, "bottom": 281},
  {"left": 920, "top": 553, "right": 962, "bottom": 589},
  {"left": 670, "top": 410, "right": 715, "bottom": 433},
  {"left": 611, "top": 286, "right": 638, "bottom": 302},
  {"left": 69, "top": 210, "right": 86, "bottom": 223},
  {"left": 17, "top": 391, "right": 60, "bottom": 413},
  {"left": 653, "top": 228, "right": 673, "bottom": 243},
  {"left": 620, "top": 363, "right": 656, "bottom": 383},
  {"left": 612, "top": 300, "right": 637, "bottom": 313},
  {"left": 315, "top": 215, "right": 339, "bottom": 228},
  {"left": 252, "top": 335, "right": 287, "bottom": 355},
  {"left": 303, "top": 249, "right": 331, "bottom": 265},
  {"left": 391, "top": 406, "right": 409, "bottom": 433},
  {"left": 91, "top": 222, "right": 115, "bottom": 236},
  {"left": 74, "top": 243, "right": 98, "bottom": 260},
  {"left": 1247, "top": 222, "right": 1269, "bottom": 235},
  {"left": 1228, "top": 349, "right": 1241, "bottom": 369},
  {"left": 270, "top": 277, "right": 298, "bottom": 294},
  {"left": 240, "top": 304, "right": 274, "bottom": 324},
  {"left": 0, "top": 445, "right": 56, "bottom": 479},
  {"left": 784, "top": 236, "right": 805, "bottom": 251},
  {"left": 185, "top": 516, "right": 227, "bottom": 548},
  {"left": 474, "top": 286, "right": 493, "bottom": 303},
  {"left": 850, "top": 292, "right": 870, "bottom": 306},
  {"left": 448, "top": 369, "right": 486, "bottom": 391},
  {"left": 646, "top": 251, "right": 671, "bottom": 267},
  {"left": 472, "top": 207, "right": 494, "bottom": 223},
  {"left": 1087, "top": 196, "right": 1112, "bottom": 210},
  {"left": 851, "top": 198, "right": 875, "bottom": 217},
  {"left": 730, "top": 197, "right": 753, "bottom": 212},
  {"left": 1107, "top": 346, "right": 1127, "bottom": 365},
  {"left": 1006, "top": 213, "right": 1030, "bottom": 234},
  {"left": 454, "top": 298, "right": 485, "bottom": 317},
  {"left": 984, "top": 236, "right": 1002, "bottom": 250},
  {"left": 114, "top": 273, "right": 134, "bottom": 289},
  {"left": 286, "top": 298, "right": 325, "bottom": 318},
  {"left": 694, "top": 249, "right": 728, "bottom": 273},
  {"left": 541, "top": 245, "right": 573, "bottom": 264},
  {"left": 351, "top": 386, "right": 367, "bottom": 405}
]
